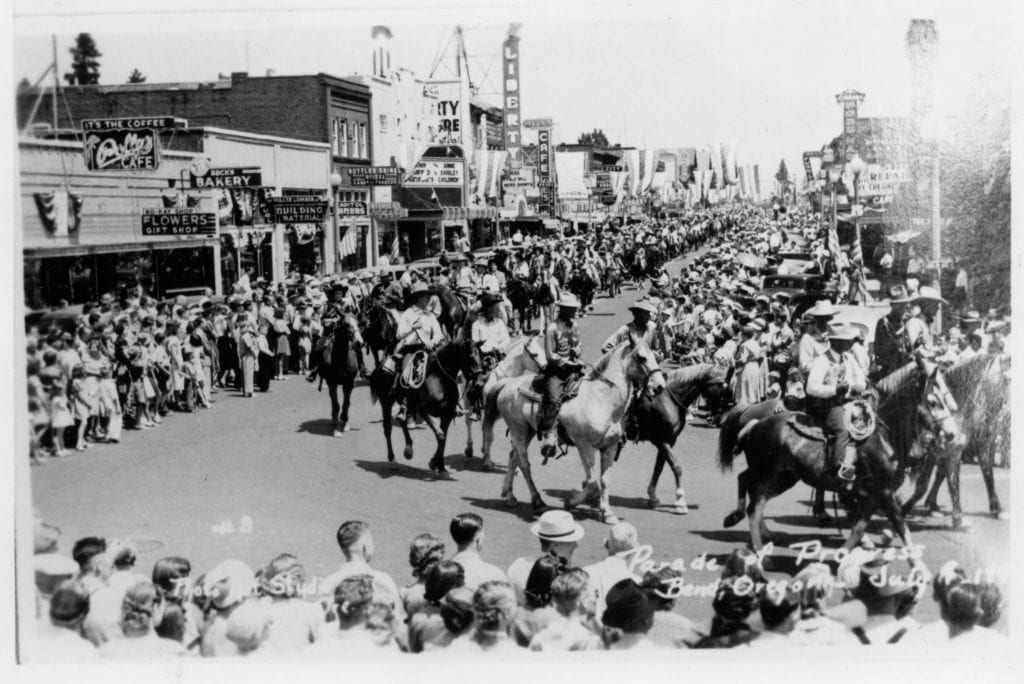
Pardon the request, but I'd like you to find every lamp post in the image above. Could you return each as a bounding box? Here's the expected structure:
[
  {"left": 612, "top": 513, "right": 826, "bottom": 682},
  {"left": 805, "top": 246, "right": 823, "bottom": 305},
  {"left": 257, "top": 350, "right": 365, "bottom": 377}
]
[
  {"left": 328, "top": 171, "right": 342, "bottom": 275},
  {"left": 845, "top": 152, "right": 867, "bottom": 254},
  {"left": 920, "top": 113, "right": 950, "bottom": 329}
]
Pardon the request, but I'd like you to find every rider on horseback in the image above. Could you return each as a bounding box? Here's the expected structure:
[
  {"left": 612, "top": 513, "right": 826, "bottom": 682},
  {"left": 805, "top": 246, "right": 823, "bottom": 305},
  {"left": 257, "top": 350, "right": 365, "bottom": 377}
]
[
  {"left": 306, "top": 282, "right": 366, "bottom": 382},
  {"left": 603, "top": 300, "right": 662, "bottom": 440},
  {"left": 382, "top": 282, "right": 445, "bottom": 422},
  {"left": 538, "top": 293, "right": 584, "bottom": 458},
  {"left": 805, "top": 321, "right": 868, "bottom": 482},
  {"left": 468, "top": 292, "right": 511, "bottom": 421}
]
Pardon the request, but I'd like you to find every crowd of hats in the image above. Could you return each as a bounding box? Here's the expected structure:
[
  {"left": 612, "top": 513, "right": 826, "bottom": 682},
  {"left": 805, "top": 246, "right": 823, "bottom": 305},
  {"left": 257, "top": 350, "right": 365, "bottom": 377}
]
[{"left": 31, "top": 505, "right": 1006, "bottom": 660}]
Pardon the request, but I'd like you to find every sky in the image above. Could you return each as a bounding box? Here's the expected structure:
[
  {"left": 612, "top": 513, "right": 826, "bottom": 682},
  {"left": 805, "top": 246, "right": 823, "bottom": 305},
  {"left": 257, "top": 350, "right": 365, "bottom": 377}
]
[{"left": 10, "top": 0, "right": 1013, "bottom": 183}]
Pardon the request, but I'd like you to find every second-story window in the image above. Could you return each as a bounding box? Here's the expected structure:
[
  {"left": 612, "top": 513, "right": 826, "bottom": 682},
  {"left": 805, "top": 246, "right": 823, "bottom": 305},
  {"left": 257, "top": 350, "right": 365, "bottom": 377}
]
[
  {"left": 337, "top": 118, "right": 348, "bottom": 157},
  {"left": 358, "top": 123, "right": 368, "bottom": 159},
  {"left": 379, "top": 114, "right": 388, "bottom": 133}
]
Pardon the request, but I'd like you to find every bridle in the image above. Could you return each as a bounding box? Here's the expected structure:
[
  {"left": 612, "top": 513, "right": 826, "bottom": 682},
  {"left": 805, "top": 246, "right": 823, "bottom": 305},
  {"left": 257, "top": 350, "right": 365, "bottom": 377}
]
[{"left": 918, "top": 367, "right": 962, "bottom": 451}]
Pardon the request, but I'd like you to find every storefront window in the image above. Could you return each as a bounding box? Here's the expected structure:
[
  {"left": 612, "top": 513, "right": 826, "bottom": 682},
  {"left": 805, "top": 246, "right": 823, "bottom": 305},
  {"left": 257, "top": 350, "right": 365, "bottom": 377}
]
[{"left": 155, "top": 247, "right": 215, "bottom": 299}]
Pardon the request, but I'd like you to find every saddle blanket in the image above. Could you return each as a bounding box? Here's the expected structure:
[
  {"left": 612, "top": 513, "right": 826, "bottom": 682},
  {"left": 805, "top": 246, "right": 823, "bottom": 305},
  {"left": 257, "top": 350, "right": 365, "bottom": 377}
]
[{"left": 786, "top": 413, "right": 826, "bottom": 442}]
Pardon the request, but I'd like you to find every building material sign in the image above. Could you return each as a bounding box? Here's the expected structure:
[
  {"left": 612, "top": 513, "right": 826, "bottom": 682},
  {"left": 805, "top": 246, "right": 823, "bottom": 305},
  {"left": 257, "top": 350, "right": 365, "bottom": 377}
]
[
  {"left": 141, "top": 208, "right": 216, "bottom": 236},
  {"left": 405, "top": 159, "right": 465, "bottom": 187},
  {"left": 189, "top": 165, "right": 263, "bottom": 189},
  {"left": 84, "top": 128, "right": 160, "bottom": 171},
  {"left": 266, "top": 196, "right": 328, "bottom": 223},
  {"left": 502, "top": 33, "right": 522, "bottom": 159},
  {"left": 348, "top": 166, "right": 402, "bottom": 186}
]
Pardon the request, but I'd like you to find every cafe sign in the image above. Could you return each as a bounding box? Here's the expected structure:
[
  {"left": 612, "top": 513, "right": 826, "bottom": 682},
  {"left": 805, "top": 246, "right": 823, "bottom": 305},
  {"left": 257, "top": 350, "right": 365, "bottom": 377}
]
[
  {"left": 84, "top": 128, "right": 160, "bottom": 171},
  {"left": 141, "top": 208, "right": 216, "bottom": 236}
]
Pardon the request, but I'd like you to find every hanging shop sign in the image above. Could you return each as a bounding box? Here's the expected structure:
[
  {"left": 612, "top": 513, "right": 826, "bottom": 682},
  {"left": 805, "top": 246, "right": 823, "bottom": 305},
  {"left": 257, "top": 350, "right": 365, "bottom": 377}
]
[
  {"left": 523, "top": 118, "right": 553, "bottom": 129},
  {"left": 266, "top": 196, "right": 328, "bottom": 223},
  {"left": 188, "top": 160, "right": 263, "bottom": 189},
  {"left": 84, "top": 128, "right": 160, "bottom": 171},
  {"left": 502, "top": 32, "right": 522, "bottom": 159},
  {"left": 423, "top": 80, "right": 467, "bottom": 146},
  {"left": 537, "top": 129, "right": 552, "bottom": 180},
  {"left": 336, "top": 201, "right": 368, "bottom": 217},
  {"left": 405, "top": 159, "right": 465, "bottom": 186},
  {"left": 348, "top": 166, "right": 403, "bottom": 186},
  {"left": 141, "top": 208, "right": 216, "bottom": 236}
]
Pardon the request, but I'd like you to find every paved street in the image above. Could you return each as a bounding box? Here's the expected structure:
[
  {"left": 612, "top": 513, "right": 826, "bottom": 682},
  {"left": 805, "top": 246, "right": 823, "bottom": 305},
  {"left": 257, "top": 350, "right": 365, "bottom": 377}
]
[{"left": 31, "top": 252, "right": 1010, "bottom": 627}]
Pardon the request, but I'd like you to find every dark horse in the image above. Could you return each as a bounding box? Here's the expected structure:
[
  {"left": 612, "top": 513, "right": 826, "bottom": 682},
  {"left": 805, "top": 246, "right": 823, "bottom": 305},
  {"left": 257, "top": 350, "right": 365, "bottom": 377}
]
[
  {"left": 368, "top": 338, "right": 479, "bottom": 477},
  {"left": 317, "top": 313, "right": 363, "bottom": 436},
  {"left": 568, "top": 266, "right": 598, "bottom": 312},
  {"left": 717, "top": 357, "right": 964, "bottom": 554},
  {"left": 901, "top": 352, "right": 1010, "bottom": 528},
  {"left": 359, "top": 296, "right": 398, "bottom": 369},
  {"left": 619, "top": 364, "right": 730, "bottom": 513},
  {"left": 505, "top": 275, "right": 538, "bottom": 335},
  {"left": 431, "top": 283, "right": 470, "bottom": 339}
]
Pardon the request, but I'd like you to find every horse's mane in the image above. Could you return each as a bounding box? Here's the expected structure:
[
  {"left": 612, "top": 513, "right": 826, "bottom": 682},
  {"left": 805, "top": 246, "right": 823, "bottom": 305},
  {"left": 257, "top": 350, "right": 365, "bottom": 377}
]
[
  {"left": 946, "top": 353, "right": 1002, "bottom": 396},
  {"left": 874, "top": 362, "right": 919, "bottom": 403},
  {"left": 665, "top": 364, "right": 721, "bottom": 394},
  {"left": 587, "top": 340, "right": 631, "bottom": 379}
]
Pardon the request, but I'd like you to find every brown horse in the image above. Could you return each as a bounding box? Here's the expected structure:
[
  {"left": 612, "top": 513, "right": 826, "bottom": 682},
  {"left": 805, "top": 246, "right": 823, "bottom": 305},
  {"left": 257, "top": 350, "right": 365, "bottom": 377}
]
[
  {"left": 717, "top": 358, "right": 964, "bottom": 554},
  {"left": 368, "top": 338, "right": 479, "bottom": 477},
  {"left": 317, "top": 313, "right": 362, "bottom": 436},
  {"left": 620, "top": 364, "right": 730, "bottom": 513}
]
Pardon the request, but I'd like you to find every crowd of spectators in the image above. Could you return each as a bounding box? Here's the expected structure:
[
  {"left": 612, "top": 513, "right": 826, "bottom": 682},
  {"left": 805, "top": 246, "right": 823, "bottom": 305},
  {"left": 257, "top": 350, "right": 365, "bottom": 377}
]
[{"left": 31, "top": 509, "right": 1005, "bottom": 661}]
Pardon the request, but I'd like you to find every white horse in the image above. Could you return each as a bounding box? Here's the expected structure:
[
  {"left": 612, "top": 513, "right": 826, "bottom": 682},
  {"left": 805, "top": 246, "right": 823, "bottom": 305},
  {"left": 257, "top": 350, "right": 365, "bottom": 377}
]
[
  {"left": 464, "top": 335, "right": 547, "bottom": 469},
  {"left": 485, "top": 334, "right": 666, "bottom": 524}
]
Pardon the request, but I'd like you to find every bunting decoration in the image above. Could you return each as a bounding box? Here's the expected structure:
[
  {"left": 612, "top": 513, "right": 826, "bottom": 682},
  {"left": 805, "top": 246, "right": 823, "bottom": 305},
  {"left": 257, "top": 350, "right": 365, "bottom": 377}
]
[
  {"left": 339, "top": 224, "right": 359, "bottom": 259},
  {"left": 390, "top": 233, "right": 400, "bottom": 262},
  {"left": 33, "top": 188, "right": 84, "bottom": 236}
]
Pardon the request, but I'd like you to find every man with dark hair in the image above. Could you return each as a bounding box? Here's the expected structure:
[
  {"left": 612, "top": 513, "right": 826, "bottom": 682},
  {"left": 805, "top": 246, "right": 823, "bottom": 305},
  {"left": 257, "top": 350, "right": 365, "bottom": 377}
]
[
  {"left": 71, "top": 537, "right": 111, "bottom": 596},
  {"left": 319, "top": 521, "right": 403, "bottom": 621},
  {"left": 449, "top": 513, "right": 507, "bottom": 591},
  {"left": 34, "top": 580, "right": 99, "bottom": 662}
]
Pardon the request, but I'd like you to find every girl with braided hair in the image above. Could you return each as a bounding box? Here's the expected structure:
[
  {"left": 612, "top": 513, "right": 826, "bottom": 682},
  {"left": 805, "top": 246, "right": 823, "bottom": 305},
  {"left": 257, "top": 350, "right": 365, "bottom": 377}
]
[
  {"left": 400, "top": 533, "right": 447, "bottom": 618},
  {"left": 99, "top": 580, "right": 187, "bottom": 660}
]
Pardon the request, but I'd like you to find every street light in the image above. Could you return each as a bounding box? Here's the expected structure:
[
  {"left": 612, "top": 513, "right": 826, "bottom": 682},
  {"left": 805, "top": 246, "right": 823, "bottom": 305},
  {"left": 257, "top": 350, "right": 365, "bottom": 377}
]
[
  {"left": 920, "top": 112, "right": 951, "bottom": 328},
  {"left": 328, "top": 171, "right": 342, "bottom": 274}
]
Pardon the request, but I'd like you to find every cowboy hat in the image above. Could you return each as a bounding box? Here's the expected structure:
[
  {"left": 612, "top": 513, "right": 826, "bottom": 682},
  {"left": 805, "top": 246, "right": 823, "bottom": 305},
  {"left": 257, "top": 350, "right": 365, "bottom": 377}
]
[
  {"left": 628, "top": 301, "right": 657, "bottom": 315},
  {"left": 480, "top": 292, "right": 502, "bottom": 308},
  {"left": 826, "top": 321, "right": 858, "bottom": 341},
  {"left": 912, "top": 286, "right": 947, "bottom": 305},
  {"left": 806, "top": 300, "right": 838, "bottom": 318},
  {"left": 409, "top": 282, "right": 431, "bottom": 296},
  {"left": 960, "top": 309, "right": 982, "bottom": 324},
  {"left": 530, "top": 510, "right": 585, "bottom": 542},
  {"left": 887, "top": 285, "right": 913, "bottom": 304},
  {"left": 557, "top": 293, "right": 581, "bottom": 309},
  {"left": 602, "top": 579, "right": 655, "bottom": 633}
]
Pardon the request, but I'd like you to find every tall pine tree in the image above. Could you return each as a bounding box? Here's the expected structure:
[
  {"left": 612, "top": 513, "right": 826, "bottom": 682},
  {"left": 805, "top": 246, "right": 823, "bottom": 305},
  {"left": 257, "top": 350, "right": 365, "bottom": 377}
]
[
  {"left": 127, "top": 68, "right": 146, "bottom": 83},
  {"left": 65, "top": 33, "right": 102, "bottom": 85}
]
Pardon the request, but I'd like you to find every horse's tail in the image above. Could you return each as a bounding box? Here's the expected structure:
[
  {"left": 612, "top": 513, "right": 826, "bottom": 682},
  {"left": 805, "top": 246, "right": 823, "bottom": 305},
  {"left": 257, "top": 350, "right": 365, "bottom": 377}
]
[
  {"left": 717, "top": 405, "right": 744, "bottom": 472},
  {"left": 368, "top": 368, "right": 382, "bottom": 405},
  {"left": 482, "top": 378, "right": 505, "bottom": 429}
]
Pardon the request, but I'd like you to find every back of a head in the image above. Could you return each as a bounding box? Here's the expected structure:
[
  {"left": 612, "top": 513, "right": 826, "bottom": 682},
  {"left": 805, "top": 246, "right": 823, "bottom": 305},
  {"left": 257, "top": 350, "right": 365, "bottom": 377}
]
[
  {"left": 226, "top": 599, "right": 271, "bottom": 654},
  {"left": 121, "top": 580, "right": 159, "bottom": 636},
  {"left": 204, "top": 559, "right": 256, "bottom": 611},
  {"left": 942, "top": 582, "right": 985, "bottom": 632},
  {"left": 550, "top": 568, "right": 590, "bottom": 617},
  {"left": 603, "top": 579, "right": 655, "bottom": 635},
  {"left": 49, "top": 579, "right": 91, "bottom": 627},
  {"left": 524, "top": 555, "right": 564, "bottom": 609},
  {"left": 408, "top": 533, "right": 446, "bottom": 580},
  {"left": 424, "top": 560, "right": 466, "bottom": 606},
  {"left": 977, "top": 580, "right": 1003, "bottom": 628},
  {"left": 640, "top": 566, "right": 682, "bottom": 611},
  {"left": 440, "top": 587, "right": 475, "bottom": 635},
  {"left": 449, "top": 513, "right": 484, "bottom": 548},
  {"left": 721, "top": 548, "right": 767, "bottom": 586},
  {"left": 72, "top": 536, "right": 107, "bottom": 572},
  {"left": 257, "top": 553, "right": 306, "bottom": 598},
  {"left": 606, "top": 522, "right": 638, "bottom": 555},
  {"left": 712, "top": 576, "right": 757, "bottom": 625},
  {"left": 472, "top": 581, "right": 517, "bottom": 633},
  {"left": 759, "top": 585, "right": 798, "bottom": 629},
  {"left": 334, "top": 574, "right": 376, "bottom": 623},
  {"left": 336, "top": 520, "right": 369, "bottom": 555}
]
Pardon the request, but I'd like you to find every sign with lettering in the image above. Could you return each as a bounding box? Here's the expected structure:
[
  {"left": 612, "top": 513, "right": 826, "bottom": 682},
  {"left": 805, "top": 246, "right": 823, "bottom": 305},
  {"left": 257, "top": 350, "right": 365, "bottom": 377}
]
[
  {"left": 523, "top": 118, "right": 553, "bottom": 129},
  {"left": 503, "top": 167, "right": 536, "bottom": 190},
  {"left": 82, "top": 117, "right": 183, "bottom": 131},
  {"left": 405, "top": 159, "right": 465, "bottom": 187},
  {"left": 141, "top": 208, "right": 216, "bottom": 235},
  {"left": 502, "top": 33, "right": 522, "bottom": 159},
  {"left": 599, "top": 165, "right": 623, "bottom": 172},
  {"left": 266, "top": 196, "right": 328, "bottom": 223},
  {"left": 189, "top": 166, "right": 263, "bottom": 189},
  {"left": 424, "top": 80, "right": 465, "bottom": 145},
  {"left": 537, "top": 129, "right": 552, "bottom": 181},
  {"left": 858, "top": 163, "right": 909, "bottom": 197},
  {"left": 336, "top": 201, "right": 367, "bottom": 217},
  {"left": 348, "top": 166, "right": 402, "bottom": 186},
  {"left": 84, "top": 128, "right": 160, "bottom": 170}
]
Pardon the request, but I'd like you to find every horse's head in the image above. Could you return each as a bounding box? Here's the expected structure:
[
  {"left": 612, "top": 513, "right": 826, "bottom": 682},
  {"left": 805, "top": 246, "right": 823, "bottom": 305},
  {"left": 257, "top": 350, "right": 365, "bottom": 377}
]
[
  {"left": 916, "top": 357, "right": 967, "bottom": 451},
  {"left": 626, "top": 331, "right": 666, "bottom": 398}
]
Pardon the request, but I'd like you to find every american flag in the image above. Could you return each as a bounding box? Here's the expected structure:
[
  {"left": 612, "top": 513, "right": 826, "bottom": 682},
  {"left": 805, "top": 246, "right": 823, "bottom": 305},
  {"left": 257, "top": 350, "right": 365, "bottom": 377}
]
[
  {"left": 848, "top": 222, "right": 872, "bottom": 304},
  {"left": 339, "top": 225, "right": 358, "bottom": 259},
  {"left": 389, "top": 233, "right": 400, "bottom": 262},
  {"left": 826, "top": 221, "right": 850, "bottom": 298}
]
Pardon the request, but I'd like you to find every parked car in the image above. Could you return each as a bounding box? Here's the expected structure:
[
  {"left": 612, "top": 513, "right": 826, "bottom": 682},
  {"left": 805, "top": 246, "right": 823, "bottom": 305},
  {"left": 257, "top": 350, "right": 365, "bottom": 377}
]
[
  {"left": 406, "top": 257, "right": 444, "bottom": 280},
  {"left": 759, "top": 273, "right": 833, "bottom": 301}
]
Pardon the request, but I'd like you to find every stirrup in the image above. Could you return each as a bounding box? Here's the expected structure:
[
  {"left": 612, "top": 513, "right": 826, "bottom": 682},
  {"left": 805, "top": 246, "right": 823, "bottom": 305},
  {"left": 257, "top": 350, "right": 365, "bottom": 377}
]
[{"left": 837, "top": 465, "right": 856, "bottom": 482}]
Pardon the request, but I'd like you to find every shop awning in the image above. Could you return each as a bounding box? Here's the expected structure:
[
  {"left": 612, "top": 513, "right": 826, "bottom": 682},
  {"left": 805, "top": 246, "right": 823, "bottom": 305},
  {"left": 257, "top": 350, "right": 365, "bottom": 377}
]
[{"left": 23, "top": 236, "right": 218, "bottom": 259}]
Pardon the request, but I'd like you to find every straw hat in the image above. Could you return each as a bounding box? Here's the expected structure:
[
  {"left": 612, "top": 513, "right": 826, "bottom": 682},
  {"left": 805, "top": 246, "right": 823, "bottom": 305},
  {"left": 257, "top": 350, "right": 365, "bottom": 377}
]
[
  {"left": 629, "top": 301, "right": 657, "bottom": 315},
  {"left": 912, "top": 286, "right": 947, "bottom": 305},
  {"left": 530, "top": 510, "right": 585, "bottom": 542},
  {"left": 826, "top": 321, "right": 858, "bottom": 341},
  {"left": 557, "top": 293, "right": 581, "bottom": 309},
  {"left": 806, "top": 300, "right": 838, "bottom": 318}
]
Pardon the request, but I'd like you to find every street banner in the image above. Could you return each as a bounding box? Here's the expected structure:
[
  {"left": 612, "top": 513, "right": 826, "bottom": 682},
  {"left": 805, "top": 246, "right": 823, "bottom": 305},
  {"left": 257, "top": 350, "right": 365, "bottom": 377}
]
[
  {"left": 189, "top": 162, "right": 263, "bottom": 189},
  {"left": 808, "top": 152, "right": 823, "bottom": 181},
  {"left": 753, "top": 164, "right": 761, "bottom": 200},
  {"left": 707, "top": 142, "right": 723, "bottom": 189},
  {"left": 858, "top": 163, "right": 909, "bottom": 197},
  {"left": 802, "top": 153, "right": 814, "bottom": 182},
  {"left": 738, "top": 165, "right": 748, "bottom": 197},
  {"left": 700, "top": 169, "right": 713, "bottom": 200},
  {"left": 640, "top": 149, "right": 657, "bottom": 194},
  {"left": 695, "top": 148, "right": 711, "bottom": 171},
  {"left": 725, "top": 140, "right": 739, "bottom": 185},
  {"left": 348, "top": 166, "right": 402, "bottom": 186},
  {"left": 405, "top": 158, "right": 464, "bottom": 186},
  {"left": 266, "top": 196, "right": 328, "bottom": 223},
  {"left": 424, "top": 80, "right": 466, "bottom": 146},
  {"left": 621, "top": 149, "right": 640, "bottom": 198},
  {"left": 502, "top": 32, "right": 523, "bottom": 159},
  {"left": 84, "top": 128, "right": 160, "bottom": 170},
  {"left": 141, "top": 208, "right": 216, "bottom": 236},
  {"left": 489, "top": 150, "right": 508, "bottom": 199},
  {"left": 537, "top": 129, "right": 552, "bottom": 183}
]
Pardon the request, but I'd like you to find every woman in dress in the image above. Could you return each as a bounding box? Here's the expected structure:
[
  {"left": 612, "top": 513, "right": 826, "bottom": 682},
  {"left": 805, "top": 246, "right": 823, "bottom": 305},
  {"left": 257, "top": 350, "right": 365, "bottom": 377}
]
[
  {"left": 400, "top": 533, "right": 446, "bottom": 619},
  {"left": 99, "top": 580, "right": 189, "bottom": 660},
  {"left": 81, "top": 341, "right": 107, "bottom": 441},
  {"left": 68, "top": 365, "right": 94, "bottom": 451},
  {"left": 272, "top": 308, "right": 291, "bottom": 380},
  {"left": 238, "top": 318, "right": 258, "bottom": 398},
  {"left": 511, "top": 555, "right": 562, "bottom": 647},
  {"left": 733, "top": 321, "right": 766, "bottom": 407}
]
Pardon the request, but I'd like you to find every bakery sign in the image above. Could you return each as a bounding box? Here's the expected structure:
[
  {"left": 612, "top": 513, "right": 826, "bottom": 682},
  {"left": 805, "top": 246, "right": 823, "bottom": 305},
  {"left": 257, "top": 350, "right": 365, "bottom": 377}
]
[{"left": 188, "top": 158, "right": 263, "bottom": 189}]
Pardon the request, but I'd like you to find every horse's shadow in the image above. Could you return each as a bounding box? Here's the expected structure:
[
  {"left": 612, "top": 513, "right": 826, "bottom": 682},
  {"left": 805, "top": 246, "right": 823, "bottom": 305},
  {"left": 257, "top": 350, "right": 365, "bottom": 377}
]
[
  {"left": 689, "top": 527, "right": 845, "bottom": 549},
  {"left": 296, "top": 419, "right": 337, "bottom": 437},
  {"left": 353, "top": 459, "right": 454, "bottom": 482},
  {"left": 460, "top": 496, "right": 544, "bottom": 523},
  {"left": 444, "top": 453, "right": 509, "bottom": 474}
]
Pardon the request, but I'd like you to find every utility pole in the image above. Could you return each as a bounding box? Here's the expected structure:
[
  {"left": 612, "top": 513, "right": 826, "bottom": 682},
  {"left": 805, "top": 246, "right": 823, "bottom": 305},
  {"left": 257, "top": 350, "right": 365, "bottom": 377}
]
[{"left": 52, "top": 35, "right": 59, "bottom": 130}]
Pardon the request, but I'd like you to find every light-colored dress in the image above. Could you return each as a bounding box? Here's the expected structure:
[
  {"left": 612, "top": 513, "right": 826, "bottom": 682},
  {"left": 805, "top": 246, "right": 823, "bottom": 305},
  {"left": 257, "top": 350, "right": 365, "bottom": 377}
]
[{"left": 734, "top": 339, "right": 766, "bottom": 406}]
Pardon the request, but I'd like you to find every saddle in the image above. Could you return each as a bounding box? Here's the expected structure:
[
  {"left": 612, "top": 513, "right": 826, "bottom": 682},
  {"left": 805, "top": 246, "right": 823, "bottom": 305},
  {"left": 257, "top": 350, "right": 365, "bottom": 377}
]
[
  {"left": 400, "top": 350, "right": 429, "bottom": 389},
  {"left": 786, "top": 412, "right": 827, "bottom": 442}
]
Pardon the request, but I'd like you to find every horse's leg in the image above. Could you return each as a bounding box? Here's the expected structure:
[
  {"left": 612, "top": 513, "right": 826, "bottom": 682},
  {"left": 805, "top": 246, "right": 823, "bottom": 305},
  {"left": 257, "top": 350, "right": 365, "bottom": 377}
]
[
  {"left": 646, "top": 445, "right": 666, "bottom": 508},
  {"left": 905, "top": 453, "right": 938, "bottom": 516},
  {"left": 723, "top": 469, "right": 749, "bottom": 528},
  {"left": 598, "top": 444, "right": 621, "bottom": 524},
  {"left": 980, "top": 443, "right": 1007, "bottom": 519},
  {"left": 381, "top": 400, "right": 398, "bottom": 466},
  {"left": 399, "top": 404, "right": 414, "bottom": 461},
  {"left": 565, "top": 443, "right": 596, "bottom": 511},
  {"left": 747, "top": 491, "right": 769, "bottom": 553},
  {"left": 666, "top": 446, "right": 689, "bottom": 514},
  {"left": 328, "top": 382, "right": 342, "bottom": 437},
  {"left": 463, "top": 410, "right": 475, "bottom": 460},
  {"left": 423, "top": 413, "right": 451, "bottom": 478},
  {"left": 516, "top": 432, "right": 545, "bottom": 511},
  {"left": 338, "top": 375, "right": 353, "bottom": 433},
  {"left": 480, "top": 393, "right": 499, "bottom": 472},
  {"left": 841, "top": 499, "right": 876, "bottom": 551},
  {"left": 812, "top": 488, "right": 831, "bottom": 527},
  {"left": 880, "top": 494, "right": 914, "bottom": 550},
  {"left": 945, "top": 448, "right": 969, "bottom": 531}
]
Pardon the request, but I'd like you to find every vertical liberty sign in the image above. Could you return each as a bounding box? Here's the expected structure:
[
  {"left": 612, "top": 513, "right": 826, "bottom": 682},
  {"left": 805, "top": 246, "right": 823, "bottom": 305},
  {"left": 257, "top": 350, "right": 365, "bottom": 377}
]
[{"left": 503, "top": 29, "right": 522, "bottom": 161}]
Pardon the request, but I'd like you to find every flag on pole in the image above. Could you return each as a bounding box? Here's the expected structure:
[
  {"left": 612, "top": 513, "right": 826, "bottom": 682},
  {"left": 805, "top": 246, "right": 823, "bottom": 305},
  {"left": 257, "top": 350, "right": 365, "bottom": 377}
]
[
  {"left": 848, "top": 221, "right": 873, "bottom": 304},
  {"left": 389, "top": 233, "right": 400, "bottom": 262},
  {"left": 826, "top": 220, "right": 850, "bottom": 297},
  {"left": 339, "top": 225, "right": 358, "bottom": 259}
]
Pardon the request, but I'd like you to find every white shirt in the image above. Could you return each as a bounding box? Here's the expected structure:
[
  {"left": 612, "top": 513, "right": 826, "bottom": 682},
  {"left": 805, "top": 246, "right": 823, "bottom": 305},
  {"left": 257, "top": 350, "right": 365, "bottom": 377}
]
[
  {"left": 471, "top": 317, "right": 511, "bottom": 354},
  {"left": 481, "top": 273, "right": 501, "bottom": 294},
  {"left": 806, "top": 350, "right": 867, "bottom": 399},
  {"left": 449, "top": 549, "right": 508, "bottom": 592},
  {"left": 582, "top": 555, "right": 639, "bottom": 623},
  {"left": 32, "top": 624, "right": 101, "bottom": 663},
  {"left": 318, "top": 560, "right": 404, "bottom": 622}
]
